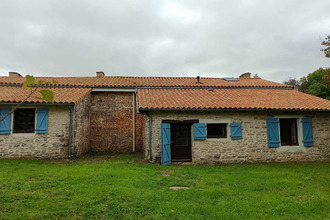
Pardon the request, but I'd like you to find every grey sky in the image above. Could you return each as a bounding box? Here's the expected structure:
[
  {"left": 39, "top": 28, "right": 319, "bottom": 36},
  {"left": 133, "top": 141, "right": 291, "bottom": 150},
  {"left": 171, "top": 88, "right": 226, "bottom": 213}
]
[{"left": 0, "top": 0, "right": 329, "bottom": 82}]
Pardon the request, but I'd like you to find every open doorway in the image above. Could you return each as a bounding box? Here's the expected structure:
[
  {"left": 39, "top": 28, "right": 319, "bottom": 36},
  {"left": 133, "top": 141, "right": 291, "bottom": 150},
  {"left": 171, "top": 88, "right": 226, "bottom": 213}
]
[{"left": 163, "top": 120, "right": 197, "bottom": 162}]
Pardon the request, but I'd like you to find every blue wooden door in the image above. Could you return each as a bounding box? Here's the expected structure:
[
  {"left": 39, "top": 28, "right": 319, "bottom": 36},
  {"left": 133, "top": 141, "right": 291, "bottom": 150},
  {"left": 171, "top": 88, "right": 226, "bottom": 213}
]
[{"left": 161, "top": 123, "right": 171, "bottom": 165}]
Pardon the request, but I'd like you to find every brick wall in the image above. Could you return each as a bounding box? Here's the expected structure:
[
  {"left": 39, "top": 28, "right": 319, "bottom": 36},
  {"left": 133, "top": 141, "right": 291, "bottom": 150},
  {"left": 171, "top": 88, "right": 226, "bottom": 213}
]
[
  {"left": 72, "top": 94, "right": 91, "bottom": 156},
  {"left": 90, "top": 92, "right": 144, "bottom": 152},
  {"left": 144, "top": 111, "right": 330, "bottom": 163},
  {"left": 0, "top": 106, "right": 70, "bottom": 158}
]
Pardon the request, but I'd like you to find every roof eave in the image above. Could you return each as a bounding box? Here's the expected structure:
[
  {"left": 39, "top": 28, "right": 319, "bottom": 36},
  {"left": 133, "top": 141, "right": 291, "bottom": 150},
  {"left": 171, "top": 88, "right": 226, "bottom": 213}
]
[{"left": 138, "top": 108, "right": 330, "bottom": 112}]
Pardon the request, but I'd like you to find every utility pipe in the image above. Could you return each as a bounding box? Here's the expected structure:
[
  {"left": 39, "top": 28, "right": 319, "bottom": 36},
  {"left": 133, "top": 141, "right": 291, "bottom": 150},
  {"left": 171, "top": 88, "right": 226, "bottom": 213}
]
[
  {"left": 68, "top": 105, "right": 73, "bottom": 158},
  {"left": 148, "top": 114, "right": 152, "bottom": 162},
  {"left": 132, "top": 93, "right": 136, "bottom": 152}
]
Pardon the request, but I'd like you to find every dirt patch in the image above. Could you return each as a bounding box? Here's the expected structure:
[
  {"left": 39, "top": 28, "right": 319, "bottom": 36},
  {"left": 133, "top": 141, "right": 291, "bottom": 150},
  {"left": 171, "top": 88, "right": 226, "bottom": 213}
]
[
  {"left": 169, "top": 186, "right": 190, "bottom": 190},
  {"left": 158, "top": 169, "right": 174, "bottom": 176}
]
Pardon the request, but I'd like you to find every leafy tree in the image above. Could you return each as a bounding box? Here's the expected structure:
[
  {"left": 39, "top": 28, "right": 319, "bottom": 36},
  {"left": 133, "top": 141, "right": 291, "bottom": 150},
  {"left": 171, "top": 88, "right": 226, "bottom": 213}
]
[
  {"left": 321, "top": 34, "right": 330, "bottom": 58},
  {"left": 0, "top": 75, "right": 56, "bottom": 122},
  {"left": 299, "top": 68, "right": 330, "bottom": 99},
  {"left": 283, "top": 77, "right": 301, "bottom": 90}
]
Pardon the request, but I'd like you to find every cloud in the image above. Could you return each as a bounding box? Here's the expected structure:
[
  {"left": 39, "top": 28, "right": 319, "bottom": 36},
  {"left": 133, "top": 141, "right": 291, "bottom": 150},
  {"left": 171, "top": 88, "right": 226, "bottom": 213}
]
[{"left": 0, "top": 0, "right": 329, "bottom": 82}]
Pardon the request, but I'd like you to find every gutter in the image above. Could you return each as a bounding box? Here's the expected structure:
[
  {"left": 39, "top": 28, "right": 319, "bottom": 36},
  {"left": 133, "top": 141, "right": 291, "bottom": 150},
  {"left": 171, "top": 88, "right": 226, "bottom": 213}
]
[
  {"left": 0, "top": 102, "right": 74, "bottom": 106},
  {"left": 138, "top": 108, "right": 330, "bottom": 112},
  {"left": 68, "top": 105, "right": 74, "bottom": 158}
]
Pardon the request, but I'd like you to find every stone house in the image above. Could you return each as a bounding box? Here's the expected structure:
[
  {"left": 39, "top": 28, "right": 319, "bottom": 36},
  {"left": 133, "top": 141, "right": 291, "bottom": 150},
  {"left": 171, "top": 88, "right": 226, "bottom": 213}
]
[{"left": 0, "top": 72, "right": 329, "bottom": 163}]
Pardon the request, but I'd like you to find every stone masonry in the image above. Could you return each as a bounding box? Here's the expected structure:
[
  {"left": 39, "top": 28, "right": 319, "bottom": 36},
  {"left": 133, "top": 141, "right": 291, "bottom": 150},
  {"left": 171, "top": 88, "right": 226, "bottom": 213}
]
[
  {"left": 72, "top": 94, "right": 91, "bottom": 156},
  {"left": 144, "top": 111, "right": 330, "bottom": 164},
  {"left": 0, "top": 106, "right": 70, "bottom": 158}
]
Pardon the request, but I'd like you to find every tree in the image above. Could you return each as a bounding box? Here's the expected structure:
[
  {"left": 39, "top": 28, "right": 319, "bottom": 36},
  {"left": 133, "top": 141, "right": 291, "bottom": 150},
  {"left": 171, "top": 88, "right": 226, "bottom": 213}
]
[
  {"left": 299, "top": 68, "right": 330, "bottom": 100},
  {"left": 0, "top": 75, "right": 56, "bottom": 122},
  {"left": 321, "top": 34, "right": 330, "bottom": 58},
  {"left": 283, "top": 77, "right": 301, "bottom": 90}
]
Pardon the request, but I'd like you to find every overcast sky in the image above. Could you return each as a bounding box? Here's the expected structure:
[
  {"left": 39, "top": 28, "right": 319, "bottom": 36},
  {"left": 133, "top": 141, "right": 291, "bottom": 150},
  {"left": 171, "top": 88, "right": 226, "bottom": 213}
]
[{"left": 0, "top": 0, "right": 329, "bottom": 82}]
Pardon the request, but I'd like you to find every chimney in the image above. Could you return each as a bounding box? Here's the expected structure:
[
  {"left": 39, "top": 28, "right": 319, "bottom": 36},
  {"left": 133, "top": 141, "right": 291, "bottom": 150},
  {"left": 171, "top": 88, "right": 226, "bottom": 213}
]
[
  {"left": 96, "top": 71, "right": 105, "bottom": 77},
  {"left": 9, "top": 72, "right": 22, "bottom": 77},
  {"left": 239, "top": 72, "right": 251, "bottom": 79},
  {"left": 196, "top": 76, "right": 202, "bottom": 84}
]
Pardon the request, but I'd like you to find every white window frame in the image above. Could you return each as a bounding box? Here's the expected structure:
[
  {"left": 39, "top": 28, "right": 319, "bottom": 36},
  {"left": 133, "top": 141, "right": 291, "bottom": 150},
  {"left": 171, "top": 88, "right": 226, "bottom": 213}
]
[
  {"left": 11, "top": 107, "right": 37, "bottom": 136},
  {"left": 199, "top": 119, "right": 231, "bottom": 140},
  {"left": 274, "top": 115, "right": 306, "bottom": 152}
]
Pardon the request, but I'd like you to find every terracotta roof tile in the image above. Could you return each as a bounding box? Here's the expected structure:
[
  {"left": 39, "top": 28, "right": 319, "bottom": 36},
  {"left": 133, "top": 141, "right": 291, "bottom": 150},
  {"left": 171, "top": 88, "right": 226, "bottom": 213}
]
[
  {"left": 0, "top": 76, "right": 292, "bottom": 88},
  {"left": 137, "top": 88, "right": 330, "bottom": 111},
  {"left": 0, "top": 86, "right": 92, "bottom": 105}
]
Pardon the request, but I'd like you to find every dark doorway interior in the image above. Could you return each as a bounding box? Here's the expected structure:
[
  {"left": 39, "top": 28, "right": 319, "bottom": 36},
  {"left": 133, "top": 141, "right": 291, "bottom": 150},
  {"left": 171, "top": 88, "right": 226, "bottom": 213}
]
[
  {"left": 171, "top": 123, "right": 192, "bottom": 162},
  {"left": 279, "top": 118, "right": 298, "bottom": 145}
]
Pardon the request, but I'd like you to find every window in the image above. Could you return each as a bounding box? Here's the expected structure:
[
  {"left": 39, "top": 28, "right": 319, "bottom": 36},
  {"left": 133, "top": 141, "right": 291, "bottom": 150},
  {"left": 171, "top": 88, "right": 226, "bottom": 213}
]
[
  {"left": 279, "top": 118, "right": 298, "bottom": 146},
  {"left": 13, "top": 109, "right": 36, "bottom": 133},
  {"left": 207, "top": 123, "right": 227, "bottom": 138}
]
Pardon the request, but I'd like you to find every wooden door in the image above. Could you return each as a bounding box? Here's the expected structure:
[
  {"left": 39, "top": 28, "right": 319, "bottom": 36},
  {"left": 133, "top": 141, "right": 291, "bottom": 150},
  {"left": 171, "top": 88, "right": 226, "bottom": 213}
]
[{"left": 171, "top": 123, "right": 192, "bottom": 162}]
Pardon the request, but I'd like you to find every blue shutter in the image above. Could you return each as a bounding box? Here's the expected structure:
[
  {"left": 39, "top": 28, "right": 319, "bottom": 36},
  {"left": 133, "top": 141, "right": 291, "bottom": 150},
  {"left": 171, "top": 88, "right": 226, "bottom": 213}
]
[
  {"left": 0, "top": 108, "right": 11, "bottom": 134},
  {"left": 267, "top": 118, "right": 280, "bottom": 147},
  {"left": 36, "top": 108, "right": 49, "bottom": 134},
  {"left": 161, "top": 123, "right": 171, "bottom": 165},
  {"left": 230, "top": 123, "right": 242, "bottom": 139},
  {"left": 302, "top": 118, "right": 313, "bottom": 147},
  {"left": 193, "top": 123, "right": 206, "bottom": 140}
]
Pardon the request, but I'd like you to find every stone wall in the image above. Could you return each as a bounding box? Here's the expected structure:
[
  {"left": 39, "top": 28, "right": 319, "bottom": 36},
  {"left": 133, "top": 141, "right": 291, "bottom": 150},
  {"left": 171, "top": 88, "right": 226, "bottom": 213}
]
[
  {"left": 90, "top": 92, "right": 144, "bottom": 153},
  {"left": 143, "top": 111, "right": 330, "bottom": 164},
  {"left": 72, "top": 94, "right": 91, "bottom": 156},
  {"left": 0, "top": 106, "right": 70, "bottom": 158}
]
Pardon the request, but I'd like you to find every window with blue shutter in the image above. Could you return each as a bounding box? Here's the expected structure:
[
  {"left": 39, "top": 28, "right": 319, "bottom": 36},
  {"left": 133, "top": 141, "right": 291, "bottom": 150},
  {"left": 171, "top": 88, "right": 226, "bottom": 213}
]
[
  {"left": 230, "top": 123, "right": 242, "bottom": 139},
  {"left": 36, "top": 108, "right": 49, "bottom": 134},
  {"left": 302, "top": 118, "right": 314, "bottom": 147},
  {"left": 0, "top": 108, "right": 11, "bottom": 134},
  {"left": 193, "top": 123, "right": 206, "bottom": 140},
  {"left": 267, "top": 118, "right": 280, "bottom": 147},
  {"left": 161, "top": 123, "right": 171, "bottom": 165}
]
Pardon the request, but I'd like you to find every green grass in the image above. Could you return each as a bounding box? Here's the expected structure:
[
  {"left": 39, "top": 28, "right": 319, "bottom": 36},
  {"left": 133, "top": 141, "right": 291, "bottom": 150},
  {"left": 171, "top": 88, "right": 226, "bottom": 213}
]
[{"left": 0, "top": 154, "right": 329, "bottom": 219}]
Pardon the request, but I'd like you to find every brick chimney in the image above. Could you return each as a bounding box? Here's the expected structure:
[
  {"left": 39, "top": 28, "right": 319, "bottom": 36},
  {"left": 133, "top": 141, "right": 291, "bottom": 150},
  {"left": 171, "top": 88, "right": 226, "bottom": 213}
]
[
  {"left": 9, "top": 72, "right": 22, "bottom": 77},
  {"left": 96, "top": 71, "right": 105, "bottom": 77},
  {"left": 239, "top": 72, "right": 251, "bottom": 79}
]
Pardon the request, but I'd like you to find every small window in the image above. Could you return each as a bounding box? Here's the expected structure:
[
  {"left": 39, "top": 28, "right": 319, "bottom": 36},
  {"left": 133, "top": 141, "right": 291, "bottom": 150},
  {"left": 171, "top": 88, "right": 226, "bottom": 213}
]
[
  {"left": 207, "top": 123, "right": 227, "bottom": 138},
  {"left": 279, "top": 118, "right": 298, "bottom": 146},
  {"left": 13, "top": 109, "right": 35, "bottom": 133}
]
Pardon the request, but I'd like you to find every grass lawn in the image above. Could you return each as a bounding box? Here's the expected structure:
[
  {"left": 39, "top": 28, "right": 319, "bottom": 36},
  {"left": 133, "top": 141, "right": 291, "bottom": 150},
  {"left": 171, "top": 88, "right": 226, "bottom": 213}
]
[{"left": 0, "top": 154, "right": 329, "bottom": 219}]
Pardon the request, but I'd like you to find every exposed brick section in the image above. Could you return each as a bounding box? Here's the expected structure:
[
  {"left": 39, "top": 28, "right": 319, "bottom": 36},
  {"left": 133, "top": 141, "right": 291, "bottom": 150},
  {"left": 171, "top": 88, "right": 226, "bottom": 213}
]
[
  {"left": 72, "top": 94, "right": 91, "bottom": 156},
  {"left": 90, "top": 92, "right": 144, "bottom": 152}
]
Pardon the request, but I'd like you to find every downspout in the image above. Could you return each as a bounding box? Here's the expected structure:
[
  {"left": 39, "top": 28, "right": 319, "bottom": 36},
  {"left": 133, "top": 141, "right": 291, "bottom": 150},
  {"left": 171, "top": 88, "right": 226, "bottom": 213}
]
[
  {"left": 148, "top": 114, "right": 152, "bottom": 162},
  {"left": 68, "top": 105, "right": 73, "bottom": 158},
  {"left": 135, "top": 89, "right": 152, "bottom": 162},
  {"left": 132, "top": 92, "right": 136, "bottom": 152}
]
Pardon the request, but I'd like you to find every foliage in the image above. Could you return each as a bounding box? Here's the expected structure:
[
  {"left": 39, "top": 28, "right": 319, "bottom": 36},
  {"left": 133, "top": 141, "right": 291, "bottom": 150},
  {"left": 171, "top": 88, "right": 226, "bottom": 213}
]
[
  {"left": 0, "top": 75, "right": 57, "bottom": 122},
  {"left": 0, "top": 154, "right": 329, "bottom": 219},
  {"left": 300, "top": 68, "right": 330, "bottom": 99},
  {"left": 283, "top": 68, "right": 330, "bottom": 99},
  {"left": 283, "top": 77, "right": 301, "bottom": 90},
  {"left": 22, "top": 75, "right": 57, "bottom": 102},
  {"left": 321, "top": 34, "right": 330, "bottom": 58}
]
